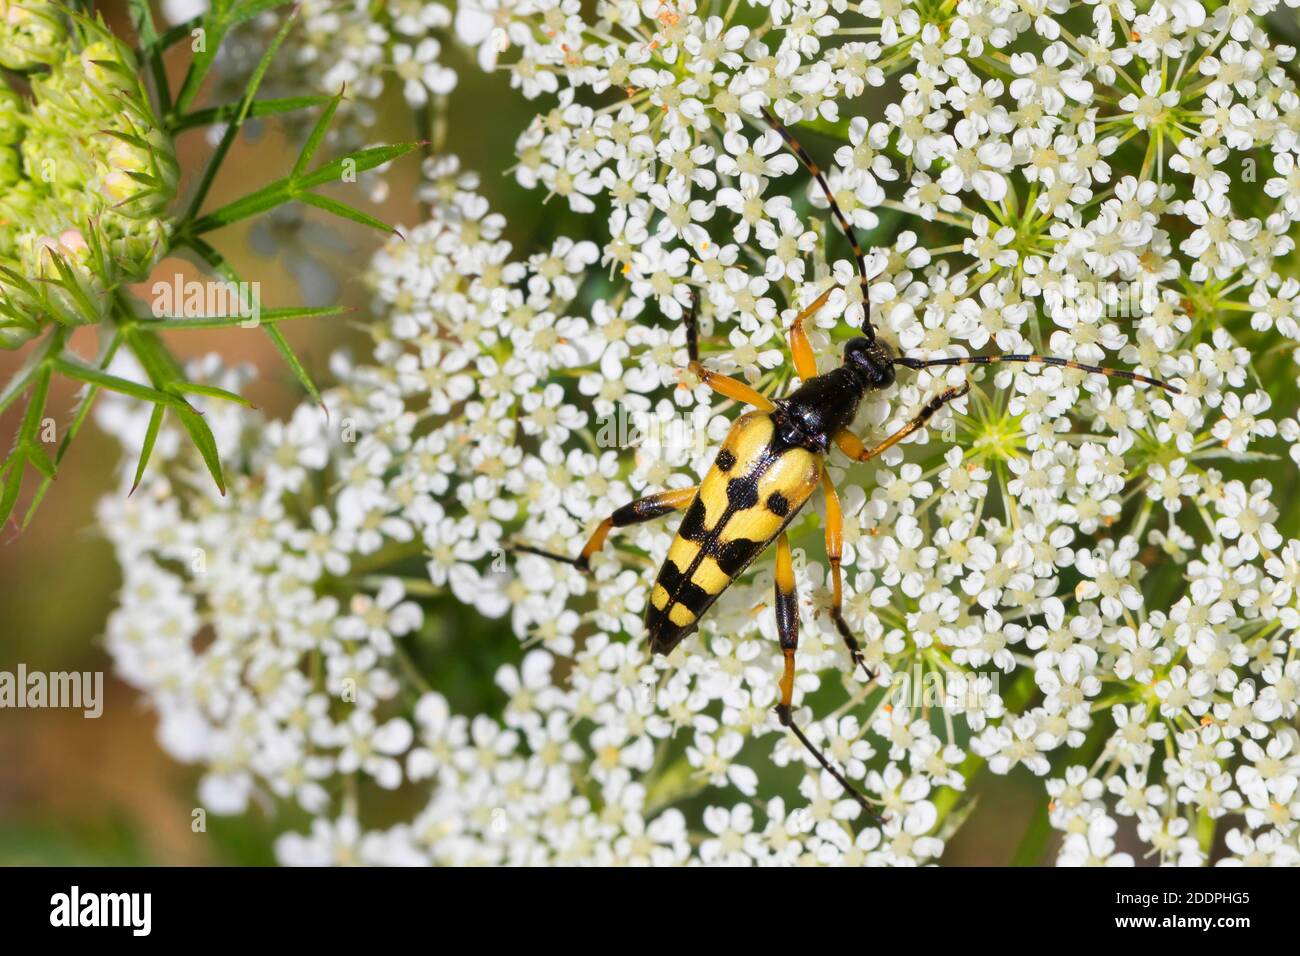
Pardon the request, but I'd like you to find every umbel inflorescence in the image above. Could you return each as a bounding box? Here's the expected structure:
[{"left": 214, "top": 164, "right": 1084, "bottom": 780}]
[
  {"left": 0, "top": 2, "right": 177, "bottom": 344},
  {"left": 98, "top": 0, "right": 1300, "bottom": 865}
]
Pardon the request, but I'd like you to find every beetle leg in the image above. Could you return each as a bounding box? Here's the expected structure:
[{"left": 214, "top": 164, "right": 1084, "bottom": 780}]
[
  {"left": 772, "top": 532, "right": 882, "bottom": 824},
  {"left": 788, "top": 285, "right": 836, "bottom": 381},
  {"left": 834, "top": 380, "right": 970, "bottom": 462},
  {"left": 513, "top": 486, "right": 698, "bottom": 572},
  {"left": 819, "top": 470, "right": 873, "bottom": 681},
  {"left": 687, "top": 362, "right": 776, "bottom": 411},
  {"left": 773, "top": 532, "right": 800, "bottom": 710},
  {"left": 681, "top": 288, "right": 775, "bottom": 411},
  {"left": 683, "top": 285, "right": 703, "bottom": 364}
]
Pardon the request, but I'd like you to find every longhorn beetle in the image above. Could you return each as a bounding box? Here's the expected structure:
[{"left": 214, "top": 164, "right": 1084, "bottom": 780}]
[{"left": 514, "top": 108, "right": 1182, "bottom": 820}]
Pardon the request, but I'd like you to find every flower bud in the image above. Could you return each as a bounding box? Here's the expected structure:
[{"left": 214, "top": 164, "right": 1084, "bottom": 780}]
[
  {"left": 0, "top": 0, "right": 66, "bottom": 70},
  {"left": 0, "top": 148, "right": 20, "bottom": 191},
  {"left": 0, "top": 85, "right": 23, "bottom": 146},
  {"left": 0, "top": 5, "right": 177, "bottom": 341},
  {"left": 76, "top": 39, "right": 137, "bottom": 99}
]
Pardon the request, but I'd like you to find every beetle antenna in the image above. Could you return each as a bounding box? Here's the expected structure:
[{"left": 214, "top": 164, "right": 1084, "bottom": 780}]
[
  {"left": 760, "top": 106, "right": 876, "bottom": 344},
  {"left": 895, "top": 353, "right": 1181, "bottom": 394}
]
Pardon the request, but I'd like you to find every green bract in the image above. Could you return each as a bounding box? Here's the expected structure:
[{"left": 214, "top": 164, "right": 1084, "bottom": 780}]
[
  {"left": 0, "top": 1, "right": 419, "bottom": 531},
  {"left": 0, "top": 0, "right": 63, "bottom": 69},
  {"left": 0, "top": 2, "right": 178, "bottom": 347}
]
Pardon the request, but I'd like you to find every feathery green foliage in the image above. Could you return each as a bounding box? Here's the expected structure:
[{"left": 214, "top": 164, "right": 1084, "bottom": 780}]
[{"left": 0, "top": 1, "right": 420, "bottom": 530}]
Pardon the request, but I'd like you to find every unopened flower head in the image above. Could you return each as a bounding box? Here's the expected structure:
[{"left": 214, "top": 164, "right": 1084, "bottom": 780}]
[{"left": 0, "top": 3, "right": 178, "bottom": 344}]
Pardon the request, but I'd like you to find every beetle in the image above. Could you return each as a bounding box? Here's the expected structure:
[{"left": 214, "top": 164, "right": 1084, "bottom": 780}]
[{"left": 514, "top": 109, "right": 1181, "bottom": 818}]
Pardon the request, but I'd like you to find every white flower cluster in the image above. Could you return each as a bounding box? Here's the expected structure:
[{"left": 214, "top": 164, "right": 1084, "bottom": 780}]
[
  {"left": 194, "top": 0, "right": 458, "bottom": 136},
  {"left": 99, "top": 0, "right": 1300, "bottom": 865},
  {"left": 468, "top": 0, "right": 1300, "bottom": 361},
  {"left": 99, "top": 160, "right": 957, "bottom": 864}
]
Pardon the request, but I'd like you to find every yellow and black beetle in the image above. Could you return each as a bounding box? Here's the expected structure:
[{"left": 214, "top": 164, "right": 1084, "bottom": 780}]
[{"left": 516, "top": 110, "right": 1181, "bottom": 818}]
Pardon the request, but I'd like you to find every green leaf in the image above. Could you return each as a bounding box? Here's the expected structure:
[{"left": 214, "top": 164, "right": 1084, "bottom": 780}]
[
  {"left": 172, "top": 10, "right": 224, "bottom": 104},
  {"left": 176, "top": 382, "right": 256, "bottom": 408},
  {"left": 0, "top": 265, "right": 81, "bottom": 328},
  {"left": 50, "top": 358, "right": 185, "bottom": 409},
  {"left": 247, "top": 305, "right": 358, "bottom": 326},
  {"left": 180, "top": 235, "right": 243, "bottom": 284},
  {"left": 131, "top": 404, "right": 166, "bottom": 495},
  {"left": 136, "top": 304, "right": 353, "bottom": 331},
  {"left": 297, "top": 192, "right": 400, "bottom": 236},
  {"left": 232, "top": 0, "right": 297, "bottom": 19},
  {"left": 185, "top": 7, "right": 301, "bottom": 221},
  {"left": 86, "top": 58, "right": 137, "bottom": 83},
  {"left": 174, "top": 405, "right": 227, "bottom": 496},
  {"left": 98, "top": 127, "right": 154, "bottom": 152},
  {"left": 124, "top": 326, "right": 193, "bottom": 392},
  {"left": 0, "top": 457, "right": 22, "bottom": 531},
  {"left": 156, "top": 15, "right": 203, "bottom": 52},
  {"left": 292, "top": 86, "right": 345, "bottom": 178},
  {"left": 0, "top": 365, "right": 53, "bottom": 530},
  {"left": 170, "top": 95, "right": 332, "bottom": 134},
  {"left": 19, "top": 365, "right": 52, "bottom": 442},
  {"left": 22, "top": 332, "right": 125, "bottom": 529},
  {"left": 168, "top": 239, "right": 333, "bottom": 410},
  {"left": 22, "top": 441, "right": 56, "bottom": 481},
  {"left": 129, "top": 0, "right": 160, "bottom": 45},
  {"left": 172, "top": 0, "right": 297, "bottom": 116},
  {"left": 185, "top": 141, "right": 422, "bottom": 234},
  {"left": 294, "top": 143, "right": 424, "bottom": 191},
  {"left": 42, "top": 251, "right": 102, "bottom": 325},
  {"left": 129, "top": 0, "right": 171, "bottom": 109},
  {"left": 0, "top": 330, "right": 63, "bottom": 417},
  {"left": 185, "top": 181, "right": 297, "bottom": 233},
  {"left": 263, "top": 323, "right": 322, "bottom": 407}
]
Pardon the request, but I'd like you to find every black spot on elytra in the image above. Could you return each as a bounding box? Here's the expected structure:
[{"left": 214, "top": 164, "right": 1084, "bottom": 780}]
[
  {"left": 714, "top": 537, "right": 760, "bottom": 576},
  {"left": 726, "top": 477, "right": 759, "bottom": 510},
  {"left": 766, "top": 492, "right": 790, "bottom": 517},
  {"left": 677, "top": 498, "right": 707, "bottom": 541},
  {"left": 655, "top": 557, "right": 712, "bottom": 610},
  {"left": 646, "top": 615, "right": 686, "bottom": 655},
  {"left": 675, "top": 580, "right": 711, "bottom": 613},
  {"left": 645, "top": 600, "right": 664, "bottom": 630},
  {"left": 656, "top": 559, "right": 684, "bottom": 592},
  {"left": 716, "top": 448, "right": 736, "bottom": 472}
]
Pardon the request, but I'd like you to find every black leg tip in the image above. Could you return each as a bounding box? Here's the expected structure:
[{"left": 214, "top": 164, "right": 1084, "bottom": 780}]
[{"left": 776, "top": 704, "right": 793, "bottom": 727}]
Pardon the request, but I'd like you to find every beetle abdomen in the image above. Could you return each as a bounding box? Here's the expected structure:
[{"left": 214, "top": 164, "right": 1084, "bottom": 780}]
[{"left": 645, "top": 410, "right": 822, "bottom": 654}]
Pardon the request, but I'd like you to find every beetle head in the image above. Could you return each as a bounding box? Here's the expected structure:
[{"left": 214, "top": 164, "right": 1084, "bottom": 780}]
[{"left": 844, "top": 336, "right": 895, "bottom": 390}]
